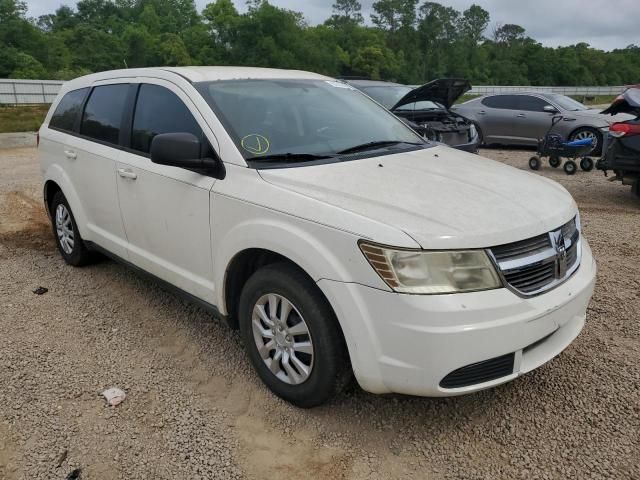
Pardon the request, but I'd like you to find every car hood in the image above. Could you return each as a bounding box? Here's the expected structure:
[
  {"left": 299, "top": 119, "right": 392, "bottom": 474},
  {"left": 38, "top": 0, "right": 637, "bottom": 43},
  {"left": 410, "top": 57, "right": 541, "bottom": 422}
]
[
  {"left": 258, "top": 146, "right": 576, "bottom": 249},
  {"left": 391, "top": 78, "right": 471, "bottom": 110},
  {"left": 571, "top": 108, "right": 633, "bottom": 124}
]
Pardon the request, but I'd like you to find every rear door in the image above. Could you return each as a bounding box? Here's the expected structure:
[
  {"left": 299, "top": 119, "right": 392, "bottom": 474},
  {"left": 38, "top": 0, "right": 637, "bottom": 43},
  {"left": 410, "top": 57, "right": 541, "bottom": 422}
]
[
  {"left": 45, "top": 82, "right": 131, "bottom": 258},
  {"left": 115, "top": 80, "right": 218, "bottom": 302},
  {"left": 478, "top": 95, "right": 521, "bottom": 143}
]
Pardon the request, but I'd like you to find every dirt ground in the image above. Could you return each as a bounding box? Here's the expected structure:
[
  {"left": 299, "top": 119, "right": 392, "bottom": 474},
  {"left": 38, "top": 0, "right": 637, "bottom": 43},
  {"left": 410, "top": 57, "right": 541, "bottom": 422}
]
[{"left": 0, "top": 138, "right": 639, "bottom": 480}]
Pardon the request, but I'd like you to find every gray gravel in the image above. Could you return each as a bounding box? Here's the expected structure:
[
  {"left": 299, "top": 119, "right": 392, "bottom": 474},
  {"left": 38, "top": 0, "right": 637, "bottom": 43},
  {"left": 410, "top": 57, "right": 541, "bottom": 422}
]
[{"left": 0, "top": 145, "right": 638, "bottom": 480}]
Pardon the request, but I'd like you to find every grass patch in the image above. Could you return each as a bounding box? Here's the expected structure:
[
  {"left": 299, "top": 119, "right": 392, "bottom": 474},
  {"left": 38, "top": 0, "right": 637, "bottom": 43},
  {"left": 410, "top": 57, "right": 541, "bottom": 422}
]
[
  {"left": 568, "top": 94, "right": 616, "bottom": 106},
  {"left": 0, "top": 104, "right": 49, "bottom": 133}
]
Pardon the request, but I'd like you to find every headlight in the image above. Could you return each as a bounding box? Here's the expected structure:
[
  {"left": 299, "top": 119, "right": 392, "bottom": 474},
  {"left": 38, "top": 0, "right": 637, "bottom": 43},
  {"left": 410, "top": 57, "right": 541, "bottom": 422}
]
[{"left": 359, "top": 242, "right": 502, "bottom": 294}]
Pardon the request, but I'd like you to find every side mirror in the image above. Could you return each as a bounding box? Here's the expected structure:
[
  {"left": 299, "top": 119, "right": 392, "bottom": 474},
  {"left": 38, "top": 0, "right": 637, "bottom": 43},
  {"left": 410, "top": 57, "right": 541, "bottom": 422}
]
[
  {"left": 543, "top": 105, "right": 559, "bottom": 113},
  {"left": 150, "top": 132, "right": 217, "bottom": 171}
]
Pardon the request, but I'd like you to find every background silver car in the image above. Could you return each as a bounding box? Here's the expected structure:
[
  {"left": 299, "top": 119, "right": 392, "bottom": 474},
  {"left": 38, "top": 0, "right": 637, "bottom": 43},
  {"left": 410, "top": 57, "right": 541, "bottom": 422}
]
[{"left": 452, "top": 92, "right": 627, "bottom": 155}]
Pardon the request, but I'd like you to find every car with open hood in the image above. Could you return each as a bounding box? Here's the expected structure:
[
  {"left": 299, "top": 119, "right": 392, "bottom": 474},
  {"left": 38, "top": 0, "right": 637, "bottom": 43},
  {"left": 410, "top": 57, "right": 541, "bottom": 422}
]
[
  {"left": 38, "top": 67, "right": 596, "bottom": 407},
  {"left": 344, "top": 78, "right": 480, "bottom": 153}
]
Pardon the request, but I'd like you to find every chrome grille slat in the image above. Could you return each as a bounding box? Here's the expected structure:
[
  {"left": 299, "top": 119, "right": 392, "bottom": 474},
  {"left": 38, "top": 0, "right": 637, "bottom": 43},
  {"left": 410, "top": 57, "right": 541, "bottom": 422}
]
[
  {"left": 492, "top": 234, "right": 551, "bottom": 261},
  {"left": 489, "top": 217, "right": 582, "bottom": 296}
]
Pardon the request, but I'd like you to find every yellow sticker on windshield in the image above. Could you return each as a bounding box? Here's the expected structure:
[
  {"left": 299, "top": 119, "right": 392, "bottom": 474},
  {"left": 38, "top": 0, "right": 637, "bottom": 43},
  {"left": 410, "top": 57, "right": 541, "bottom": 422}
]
[{"left": 241, "top": 134, "right": 270, "bottom": 155}]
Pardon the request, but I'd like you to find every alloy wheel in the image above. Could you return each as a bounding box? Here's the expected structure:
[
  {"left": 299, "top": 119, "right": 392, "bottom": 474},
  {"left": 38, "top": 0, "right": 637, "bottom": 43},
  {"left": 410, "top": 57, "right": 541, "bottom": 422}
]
[
  {"left": 55, "top": 204, "right": 75, "bottom": 254},
  {"left": 573, "top": 130, "right": 598, "bottom": 151},
  {"left": 251, "top": 293, "right": 314, "bottom": 385}
]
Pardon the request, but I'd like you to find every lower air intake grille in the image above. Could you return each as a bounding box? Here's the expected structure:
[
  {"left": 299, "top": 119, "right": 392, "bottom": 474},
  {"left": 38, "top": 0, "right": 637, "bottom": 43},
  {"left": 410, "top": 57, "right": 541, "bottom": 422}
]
[{"left": 440, "top": 353, "right": 515, "bottom": 389}]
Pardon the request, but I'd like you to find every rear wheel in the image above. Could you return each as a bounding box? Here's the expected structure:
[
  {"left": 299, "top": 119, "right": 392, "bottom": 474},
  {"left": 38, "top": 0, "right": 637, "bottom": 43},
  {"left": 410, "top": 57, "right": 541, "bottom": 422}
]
[
  {"left": 549, "top": 156, "right": 561, "bottom": 168},
  {"left": 570, "top": 127, "right": 602, "bottom": 155},
  {"left": 50, "top": 191, "right": 95, "bottom": 266},
  {"left": 238, "top": 263, "right": 350, "bottom": 407},
  {"left": 564, "top": 160, "right": 577, "bottom": 175},
  {"left": 529, "top": 156, "right": 541, "bottom": 170},
  {"left": 580, "top": 157, "right": 594, "bottom": 172}
]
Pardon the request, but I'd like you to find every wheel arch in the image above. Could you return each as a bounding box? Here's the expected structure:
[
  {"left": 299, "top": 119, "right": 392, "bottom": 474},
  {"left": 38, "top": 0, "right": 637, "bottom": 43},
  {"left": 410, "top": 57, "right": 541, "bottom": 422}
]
[{"left": 42, "top": 165, "right": 90, "bottom": 239}]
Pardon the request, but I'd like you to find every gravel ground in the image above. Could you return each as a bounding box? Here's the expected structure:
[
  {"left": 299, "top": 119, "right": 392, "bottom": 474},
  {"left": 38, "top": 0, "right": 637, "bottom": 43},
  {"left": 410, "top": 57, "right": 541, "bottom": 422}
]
[{"left": 0, "top": 142, "right": 639, "bottom": 480}]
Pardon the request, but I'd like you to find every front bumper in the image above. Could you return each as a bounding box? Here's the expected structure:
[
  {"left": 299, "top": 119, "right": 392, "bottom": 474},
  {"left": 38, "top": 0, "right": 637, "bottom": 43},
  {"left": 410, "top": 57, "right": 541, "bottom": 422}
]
[
  {"left": 453, "top": 137, "right": 480, "bottom": 154},
  {"left": 318, "top": 239, "right": 596, "bottom": 396}
]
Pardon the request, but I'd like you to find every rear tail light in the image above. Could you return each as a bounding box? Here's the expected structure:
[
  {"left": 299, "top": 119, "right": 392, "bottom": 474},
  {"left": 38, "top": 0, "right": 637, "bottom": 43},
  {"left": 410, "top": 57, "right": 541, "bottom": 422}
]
[{"left": 609, "top": 123, "right": 640, "bottom": 138}]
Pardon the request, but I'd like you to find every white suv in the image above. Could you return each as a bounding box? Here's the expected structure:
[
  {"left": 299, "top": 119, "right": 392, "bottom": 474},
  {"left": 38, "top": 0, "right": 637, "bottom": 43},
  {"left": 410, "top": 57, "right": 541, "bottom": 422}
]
[{"left": 39, "top": 67, "right": 596, "bottom": 407}]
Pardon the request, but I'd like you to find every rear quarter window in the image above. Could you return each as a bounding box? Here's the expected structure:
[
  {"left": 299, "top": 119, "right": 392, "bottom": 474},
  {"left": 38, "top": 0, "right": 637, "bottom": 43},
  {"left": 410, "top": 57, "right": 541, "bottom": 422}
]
[{"left": 49, "top": 88, "right": 89, "bottom": 132}]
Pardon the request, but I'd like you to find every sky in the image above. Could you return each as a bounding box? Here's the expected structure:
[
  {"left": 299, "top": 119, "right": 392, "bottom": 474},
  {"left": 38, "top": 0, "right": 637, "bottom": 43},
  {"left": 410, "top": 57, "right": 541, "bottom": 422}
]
[{"left": 25, "top": 0, "right": 640, "bottom": 51}]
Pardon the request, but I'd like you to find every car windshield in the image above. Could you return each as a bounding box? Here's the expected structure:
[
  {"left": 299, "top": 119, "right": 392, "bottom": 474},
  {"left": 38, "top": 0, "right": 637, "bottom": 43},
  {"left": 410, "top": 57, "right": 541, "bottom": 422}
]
[
  {"left": 196, "top": 79, "right": 424, "bottom": 163},
  {"left": 359, "top": 85, "right": 413, "bottom": 109},
  {"left": 548, "top": 94, "right": 588, "bottom": 112}
]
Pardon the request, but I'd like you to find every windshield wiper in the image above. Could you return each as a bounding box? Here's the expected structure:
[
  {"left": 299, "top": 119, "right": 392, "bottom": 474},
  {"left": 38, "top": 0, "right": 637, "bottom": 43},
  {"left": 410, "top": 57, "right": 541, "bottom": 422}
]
[
  {"left": 246, "top": 152, "right": 336, "bottom": 163},
  {"left": 336, "top": 140, "right": 423, "bottom": 155}
]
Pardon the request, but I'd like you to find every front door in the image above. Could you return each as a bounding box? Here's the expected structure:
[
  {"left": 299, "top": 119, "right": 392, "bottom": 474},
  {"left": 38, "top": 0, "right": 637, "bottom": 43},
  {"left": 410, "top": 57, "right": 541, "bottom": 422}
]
[
  {"left": 512, "top": 95, "right": 558, "bottom": 144},
  {"left": 115, "top": 81, "right": 218, "bottom": 302}
]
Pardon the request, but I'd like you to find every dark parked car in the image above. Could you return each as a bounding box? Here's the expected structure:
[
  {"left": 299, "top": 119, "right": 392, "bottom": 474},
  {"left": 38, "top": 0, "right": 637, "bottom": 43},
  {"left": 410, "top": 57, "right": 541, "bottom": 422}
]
[
  {"left": 597, "top": 88, "right": 640, "bottom": 197},
  {"left": 344, "top": 78, "right": 480, "bottom": 153},
  {"left": 452, "top": 92, "right": 631, "bottom": 155}
]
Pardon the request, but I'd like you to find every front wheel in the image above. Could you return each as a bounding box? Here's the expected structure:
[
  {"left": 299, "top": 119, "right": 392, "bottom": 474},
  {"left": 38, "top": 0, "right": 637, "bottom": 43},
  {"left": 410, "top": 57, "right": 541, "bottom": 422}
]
[
  {"left": 238, "top": 263, "right": 350, "bottom": 408},
  {"left": 529, "top": 156, "right": 541, "bottom": 170},
  {"left": 580, "top": 157, "right": 594, "bottom": 172},
  {"left": 570, "top": 127, "right": 602, "bottom": 156},
  {"left": 564, "top": 160, "right": 577, "bottom": 175}
]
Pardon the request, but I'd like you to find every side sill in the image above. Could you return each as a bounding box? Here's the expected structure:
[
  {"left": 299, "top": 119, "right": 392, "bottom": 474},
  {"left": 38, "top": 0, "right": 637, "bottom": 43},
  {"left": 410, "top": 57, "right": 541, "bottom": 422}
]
[{"left": 84, "top": 241, "right": 230, "bottom": 327}]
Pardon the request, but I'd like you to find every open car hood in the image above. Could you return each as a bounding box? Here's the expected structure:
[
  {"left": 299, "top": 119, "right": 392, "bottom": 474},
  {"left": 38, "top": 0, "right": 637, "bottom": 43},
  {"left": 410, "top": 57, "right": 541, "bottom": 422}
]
[
  {"left": 602, "top": 87, "right": 640, "bottom": 115},
  {"left": 391, "top": 78, "right": 471, "bottom": 110}
]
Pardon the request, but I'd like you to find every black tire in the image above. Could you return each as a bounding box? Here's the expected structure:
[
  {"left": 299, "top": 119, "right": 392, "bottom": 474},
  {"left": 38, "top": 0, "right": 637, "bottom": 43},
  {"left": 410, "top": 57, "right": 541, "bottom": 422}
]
[
  {"left": 238, "top": 263, "right": 350, "bottom": 408},
  {"left": 564, "top": 160, "right": 577, "bottom": 175},
  {"left": 529, "top": 156, "right": 541, "bottom": 170},
  {"left": 569, "top": 127, "right": 602, "bottom": 156},
  {"left": 580, "top": 157, "right": 594, "bottom": 172},
  {"left": 50, "top": 191, "right": 95, "bottom": 266},
  {"left": 549, "top": 156, "right": 561, "bottom": 168}
]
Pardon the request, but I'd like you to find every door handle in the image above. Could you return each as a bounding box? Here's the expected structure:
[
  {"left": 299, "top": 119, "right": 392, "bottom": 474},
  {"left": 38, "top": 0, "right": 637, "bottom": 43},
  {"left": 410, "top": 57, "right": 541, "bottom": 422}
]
[
  {"left": 64, "top": 149, "right": 77, "bottom": 160},
  {"left": 516, "top": 113, "right": 526, "bottom": 118},
  {"left": 478, "top": 110, "right": 486, "bottom": 115},
  {"left": 117, "top": 168, "right": 137, "bottom": 180}
]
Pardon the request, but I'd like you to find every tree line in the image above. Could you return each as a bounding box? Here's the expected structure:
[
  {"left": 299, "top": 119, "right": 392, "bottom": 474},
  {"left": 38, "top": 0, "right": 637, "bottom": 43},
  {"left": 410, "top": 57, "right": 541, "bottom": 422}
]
[{"left": 1, "top": 0, "right": 639, "bottom": 86}]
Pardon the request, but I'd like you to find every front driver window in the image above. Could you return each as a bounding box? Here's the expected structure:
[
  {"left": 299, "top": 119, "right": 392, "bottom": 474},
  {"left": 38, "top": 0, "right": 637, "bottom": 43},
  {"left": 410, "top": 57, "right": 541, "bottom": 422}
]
[{"left": 131, "top": 84, "right": 207, "bottom": 156}]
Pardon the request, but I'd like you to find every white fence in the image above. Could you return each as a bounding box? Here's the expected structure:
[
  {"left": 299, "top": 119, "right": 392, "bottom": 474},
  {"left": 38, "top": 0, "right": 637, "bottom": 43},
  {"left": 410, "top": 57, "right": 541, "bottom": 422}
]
[
  {"left": 0, "top": 79, "right": 64, "bottom": 105},
  {"left": 0, "top": 78, "right": 628, "bottom": 105},
  {"left": 468, "top": 85, "right": 625, "bottom": 96}
]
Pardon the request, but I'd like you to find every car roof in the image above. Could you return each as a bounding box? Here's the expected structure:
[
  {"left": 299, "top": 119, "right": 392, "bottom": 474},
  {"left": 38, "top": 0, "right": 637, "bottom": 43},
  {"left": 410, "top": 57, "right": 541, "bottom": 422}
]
[
  {"left": 62, "top": 66, "right": 331, "bottom": 90},
  {"left": 482, "top": 91, "right": 558, "bottom": 99},
  {"left": 343, "top": 79, "right": 406, "bottom": 88}
]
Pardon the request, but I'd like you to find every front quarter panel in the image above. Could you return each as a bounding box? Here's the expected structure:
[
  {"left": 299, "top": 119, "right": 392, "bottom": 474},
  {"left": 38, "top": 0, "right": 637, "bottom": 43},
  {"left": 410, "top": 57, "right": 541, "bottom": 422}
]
[{"left": 210, "top": 164, "right": 420, "bottom": 314}]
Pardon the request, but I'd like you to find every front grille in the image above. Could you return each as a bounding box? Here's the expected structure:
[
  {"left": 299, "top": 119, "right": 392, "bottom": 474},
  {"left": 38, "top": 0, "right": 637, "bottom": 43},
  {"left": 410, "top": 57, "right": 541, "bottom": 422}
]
[
  {"left": 440, "top": 353, "right": 515, "bottom": 389},
  {"left": 504, "top": 262, "right": 556, "bottom": 294},
  {"left": 492, "top": 233, "right": 551, "bottom": 261},
  {"left": 489, "top": 217, "right": 581, "bottom": 296}
]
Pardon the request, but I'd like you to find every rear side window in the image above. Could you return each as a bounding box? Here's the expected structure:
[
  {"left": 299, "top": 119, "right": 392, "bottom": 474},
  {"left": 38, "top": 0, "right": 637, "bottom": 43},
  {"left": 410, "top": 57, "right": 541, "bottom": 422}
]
[
  {"left": 131, "top": 84, "right": 203, "bottom": 155},
  {"left": 49, "top": 88, "right": 89, "bottom": 132},
  {"left": 481, "top": 95, "right": 520, "bottom": 110},
  {"left": 80, "top": 84, "right": 129, "bottom": 145}
]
